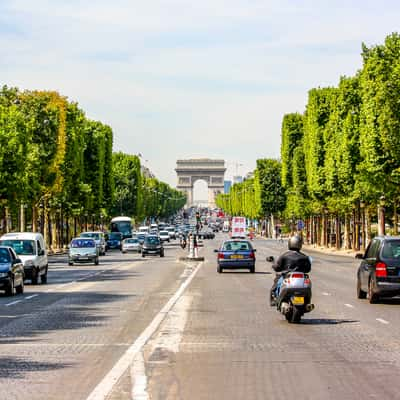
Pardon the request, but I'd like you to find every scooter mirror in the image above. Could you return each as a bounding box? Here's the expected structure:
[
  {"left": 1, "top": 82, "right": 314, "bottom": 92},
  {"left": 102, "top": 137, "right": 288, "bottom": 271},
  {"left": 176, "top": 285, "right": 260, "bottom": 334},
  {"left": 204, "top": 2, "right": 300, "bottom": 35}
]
[
  {"left": 308, "top": 256, "right": 313, "bottom": 264},
  {"left": 266, "top": 256, "right": 274, "bottom": 262}
]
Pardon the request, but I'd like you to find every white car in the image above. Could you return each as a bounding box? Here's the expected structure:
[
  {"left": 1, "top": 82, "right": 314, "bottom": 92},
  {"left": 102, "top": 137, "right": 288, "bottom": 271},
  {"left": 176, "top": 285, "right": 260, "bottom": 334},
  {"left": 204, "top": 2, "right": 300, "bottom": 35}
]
[
  {"left": 159, "top": 230, "right": 170, "bottom": 243},
  {"left": 122, "top": 238, "right": 142, "bottom": 253}
]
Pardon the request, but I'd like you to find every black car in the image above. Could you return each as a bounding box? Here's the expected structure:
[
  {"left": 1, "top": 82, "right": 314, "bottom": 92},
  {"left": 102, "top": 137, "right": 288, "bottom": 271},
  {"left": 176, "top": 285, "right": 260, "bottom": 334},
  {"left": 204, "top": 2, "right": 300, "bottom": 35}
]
[
  {"left": 142, "top": 235, "right": 164, "bottom": 258},
  {"left": 0, "top": 246, "right": 24, "bottom": 296},
  {"left": 106, "top": 232, "right": 123, "bottom": 250},
  {"left": 356, "top": 236, "right": 400, "bottom": 303}
]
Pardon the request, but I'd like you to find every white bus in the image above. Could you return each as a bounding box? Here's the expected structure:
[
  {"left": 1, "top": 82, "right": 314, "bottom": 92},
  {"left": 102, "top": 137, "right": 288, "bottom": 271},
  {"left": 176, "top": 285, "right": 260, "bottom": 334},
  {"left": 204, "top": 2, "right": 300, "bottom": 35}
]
[{"left": 110, "top": 216, "right": 133, "bottom": 239}]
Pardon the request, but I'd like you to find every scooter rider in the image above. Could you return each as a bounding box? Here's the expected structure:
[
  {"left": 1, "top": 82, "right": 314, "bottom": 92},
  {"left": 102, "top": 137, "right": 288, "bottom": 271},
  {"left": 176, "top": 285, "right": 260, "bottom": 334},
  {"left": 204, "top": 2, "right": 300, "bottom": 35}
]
[{"left": 270, "top": 235, "right": 311, "bottom": 306}]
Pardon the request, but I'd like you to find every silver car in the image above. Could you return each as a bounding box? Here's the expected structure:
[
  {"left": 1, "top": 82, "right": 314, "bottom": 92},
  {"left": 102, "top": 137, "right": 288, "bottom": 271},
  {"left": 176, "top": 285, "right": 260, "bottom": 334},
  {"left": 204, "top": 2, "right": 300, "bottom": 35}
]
[
  {"left": 122, "top": 238, "right": 142, "bottom": 253},
  {"left": 80, "top": 231, "right": 106, "bottom": 255},
  {"left": 69, "top": 238, "right": 99, "bottom": 265}
]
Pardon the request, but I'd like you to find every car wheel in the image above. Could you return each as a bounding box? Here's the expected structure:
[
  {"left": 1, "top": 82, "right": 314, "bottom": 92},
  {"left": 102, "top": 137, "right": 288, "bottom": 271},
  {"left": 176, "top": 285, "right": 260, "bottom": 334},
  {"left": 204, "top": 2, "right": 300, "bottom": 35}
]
[
  {"left": 31, "top": 268, "right": 39, "bottom": 285},
  {"left": 217, "top": 265, "right": 223, "bottom": 273},
  {"left": 41, "top": 267, "right": 48, "bottom": 284},
  {"left": 5, "top": 278, "right": 15, "bottom": 296},
  {"left": 357, "top": 278, "right": 367, "bottom": 299},
  {"left": 160, "top": 250, "right": 165, "bottom": 257},
  {"left": 368, "top": 279, "right": 379, "bottom": 304},
  {"left": 68, "top": 261, "right": 73, "bottom": 266},
  {"left": 142, "top": 253, "right": 145, "bottom": 258},
  {"left": 249, "top": 266, "right": 255, "bottom": 273},
  {"left": 122, "top": 251, "right": 126, "bottom": 254},
  {"left": 94, "top": 257, "right": 99, "bottom": 265},
  {"left": 16, "top": 279, "right": 24, "bottom": 295}
]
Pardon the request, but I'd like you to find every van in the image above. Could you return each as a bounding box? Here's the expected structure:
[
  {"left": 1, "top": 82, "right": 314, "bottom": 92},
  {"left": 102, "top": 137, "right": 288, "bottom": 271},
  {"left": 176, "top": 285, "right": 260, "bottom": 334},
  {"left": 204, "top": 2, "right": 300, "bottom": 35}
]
[
  {"left": 0, "top": 232, "right": 48, "bottom": 284},
  {"left": 139, "top": 226, "right": 150, "bottom": 234}
]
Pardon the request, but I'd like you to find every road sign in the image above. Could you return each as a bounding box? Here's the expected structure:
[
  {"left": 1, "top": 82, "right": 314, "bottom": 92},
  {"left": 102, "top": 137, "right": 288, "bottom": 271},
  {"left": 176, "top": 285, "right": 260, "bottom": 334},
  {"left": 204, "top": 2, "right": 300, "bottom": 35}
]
[{"left": 297, "top": 220, "right": 305, "bottom": 230}]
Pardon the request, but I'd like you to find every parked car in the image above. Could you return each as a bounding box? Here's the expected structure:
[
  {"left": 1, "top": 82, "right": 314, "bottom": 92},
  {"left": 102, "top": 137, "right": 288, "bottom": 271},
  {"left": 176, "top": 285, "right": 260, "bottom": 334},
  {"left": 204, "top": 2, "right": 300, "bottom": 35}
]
[
  {"left": 214, "top": 239, "right": 256, "bottom": 273},
  {"left": 142, "top": 235, "right": 164, "bottom": 257},
  {"left": 106, "top": 232, "right": 123, "bottom": 251},
  {"left": 69, "top": 238, "right": 99, "bottom": 265},
  {"left": 356, "top": 236, "right": 400, "bottom": 303},
  {"left": 122, "top": 238, "right": 142, "bottom": 253},
  {"left": 80, "top": 231, "right": 106, "bottom": 255},
  {"left": 159, "top": 230, "right": 170, "bottom": 243},
  {"left": 0, "top": 232, "right": 48, "bottom": 284},
  {"left": 0, "top": 246, "right": 24, "bottom": 295}
]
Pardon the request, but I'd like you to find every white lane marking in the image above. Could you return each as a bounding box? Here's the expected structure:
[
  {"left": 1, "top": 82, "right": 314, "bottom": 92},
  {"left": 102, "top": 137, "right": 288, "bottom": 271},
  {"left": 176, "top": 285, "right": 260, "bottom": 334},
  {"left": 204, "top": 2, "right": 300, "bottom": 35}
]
[
  {"left": 322, "top": 292, "right": 330, "bottom": 296},
  {"left": 376, "top": 318, "right": 389, "bottom": 325},
  {"left": 25, "top": 294, "right": 39, "bottom": 300},
  {"left": 5, "top": 300, "right": 22, "bottom": 307},
  {"left": 131, "top": 352, "right": 148, "bottom": 400},
  {"left": 344, "top": 303, "right": 354, "bottom": 308},
  {"left": 86, "top": 262, "right": 203, "bottom": 400}
]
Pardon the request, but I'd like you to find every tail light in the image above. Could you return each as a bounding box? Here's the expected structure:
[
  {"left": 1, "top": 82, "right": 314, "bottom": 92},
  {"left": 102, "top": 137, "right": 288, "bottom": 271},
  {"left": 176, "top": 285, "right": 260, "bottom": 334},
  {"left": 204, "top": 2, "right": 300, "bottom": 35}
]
[
  {"left": 218, "top": 253, "right": 225, "bottom": 260},
  {"left": 304, "top": 277, "right": 311, "bottom": 285},
  {"left": 291, "top": 273, "right": 304, "bottom": 279},
  {"left": 375, "top": 262, "right": 387, "bottom": 277},
  {"left": 249, "top": 251, "right": 255, "bottom": 259}
]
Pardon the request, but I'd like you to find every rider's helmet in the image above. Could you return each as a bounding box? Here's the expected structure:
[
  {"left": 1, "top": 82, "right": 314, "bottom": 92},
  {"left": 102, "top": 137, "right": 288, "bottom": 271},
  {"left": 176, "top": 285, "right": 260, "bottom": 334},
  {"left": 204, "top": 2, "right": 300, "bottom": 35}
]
[{"left": 288, "top": 235, "right": 303, "bottom": 251}]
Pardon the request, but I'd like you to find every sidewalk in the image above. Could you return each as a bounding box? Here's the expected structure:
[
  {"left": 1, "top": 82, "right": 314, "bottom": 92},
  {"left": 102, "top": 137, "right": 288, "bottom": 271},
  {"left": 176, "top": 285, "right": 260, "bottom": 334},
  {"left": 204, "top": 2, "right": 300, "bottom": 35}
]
[{"left": 256, "top": 234, "right": 360, "bottom": 259}]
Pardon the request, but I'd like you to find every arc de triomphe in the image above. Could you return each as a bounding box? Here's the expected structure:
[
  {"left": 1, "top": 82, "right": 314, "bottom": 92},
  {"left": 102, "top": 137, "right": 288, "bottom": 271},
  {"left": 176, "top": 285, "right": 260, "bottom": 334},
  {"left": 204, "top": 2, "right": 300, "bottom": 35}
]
[{"left": 176, "top": 159, "right": 226, "bottom": 208}]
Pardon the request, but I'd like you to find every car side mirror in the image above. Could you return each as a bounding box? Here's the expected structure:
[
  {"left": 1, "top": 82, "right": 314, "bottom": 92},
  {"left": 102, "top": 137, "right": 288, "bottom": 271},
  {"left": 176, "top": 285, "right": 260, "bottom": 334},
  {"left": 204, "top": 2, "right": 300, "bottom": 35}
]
[
  {"left": 253, "top": 249, "right": 257, "bottom": 252},
  {"left": 355, "top": 253, "right": 364, "bottom": 259},
  {"left": 39, "top": 249, "right": 45, "bottom": 256},
  {"left": 15, "top": 258, "right": 22, "bottom": 264},
  {"left": 214, "top": 249, "right": 219, "bottom": 253},
  {"left": 266, "top": 256, "right": 274, "bottom": 262}
]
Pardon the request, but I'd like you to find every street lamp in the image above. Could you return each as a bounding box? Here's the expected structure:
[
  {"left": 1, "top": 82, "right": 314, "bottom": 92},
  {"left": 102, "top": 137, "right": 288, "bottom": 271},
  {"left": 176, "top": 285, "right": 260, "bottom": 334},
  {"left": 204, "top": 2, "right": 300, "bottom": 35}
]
[{"left": 360, "top": 200, "right": 366, "bottom": 250}]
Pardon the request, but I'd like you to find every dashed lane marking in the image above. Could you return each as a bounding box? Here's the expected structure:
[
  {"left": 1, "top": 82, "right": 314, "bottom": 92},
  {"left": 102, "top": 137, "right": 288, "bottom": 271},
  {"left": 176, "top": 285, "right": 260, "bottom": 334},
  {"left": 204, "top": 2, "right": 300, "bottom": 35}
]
[
  {"left": 344, "top": 303, "right": 354, "bottom": 308},
  {"left": 376, "top": 318, "right": 389, "bottom": 325},
  {"left": 322, "top": 292, "right": 330, "bottom": 296},
  {"left": 25, "top": 294, "right": 39, "bottom": 300},
  {"left": 5, "top": 300, "right": 22, "bottom": 307}
]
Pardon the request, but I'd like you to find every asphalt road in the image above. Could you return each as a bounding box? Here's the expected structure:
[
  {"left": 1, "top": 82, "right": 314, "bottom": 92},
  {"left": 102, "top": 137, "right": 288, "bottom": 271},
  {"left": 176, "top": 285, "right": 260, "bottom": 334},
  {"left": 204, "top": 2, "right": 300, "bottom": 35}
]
[{"left": 1, "top": 235, "right": 400, "bottom": 400}]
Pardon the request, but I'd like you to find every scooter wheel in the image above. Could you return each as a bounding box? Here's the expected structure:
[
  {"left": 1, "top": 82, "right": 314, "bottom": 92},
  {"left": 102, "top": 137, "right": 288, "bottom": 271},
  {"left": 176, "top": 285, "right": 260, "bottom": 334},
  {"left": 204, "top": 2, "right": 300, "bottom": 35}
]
[{"left": 290, "top": 308, "right": 302, "bottom": 323}]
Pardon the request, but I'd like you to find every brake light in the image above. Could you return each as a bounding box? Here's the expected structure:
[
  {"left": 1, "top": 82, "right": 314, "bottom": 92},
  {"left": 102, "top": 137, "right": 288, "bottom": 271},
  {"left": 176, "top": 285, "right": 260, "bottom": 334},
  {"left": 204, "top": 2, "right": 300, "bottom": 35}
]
[
  {"left": 375, "top": 262, "right": 387, "bottom": 277},
  {"left": 304, "top": 277, "right": 311, "bottom": 285},
  {"left": 218, "top": 253, "right": 225, "bottom": 260},
  {"left": 249, "top": 251, "right": 255, "bottom": 259},
  {"left": 292, "top": 273, "right": 304, "bottom": 279}
]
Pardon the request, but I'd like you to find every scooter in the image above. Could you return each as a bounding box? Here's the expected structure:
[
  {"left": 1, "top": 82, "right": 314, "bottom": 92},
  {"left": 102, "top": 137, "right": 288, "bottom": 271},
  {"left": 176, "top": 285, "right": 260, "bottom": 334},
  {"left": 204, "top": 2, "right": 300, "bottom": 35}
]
[{"left": 267, "top": 256, "right": 315, "bottom": 323}]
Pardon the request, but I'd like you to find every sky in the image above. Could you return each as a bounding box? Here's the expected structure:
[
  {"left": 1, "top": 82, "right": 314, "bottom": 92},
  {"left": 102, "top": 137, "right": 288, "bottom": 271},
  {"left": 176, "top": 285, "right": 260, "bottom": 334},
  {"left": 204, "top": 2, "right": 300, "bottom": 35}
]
[{"left": 1, "top": 0, "right": 400, "bottom": 200}]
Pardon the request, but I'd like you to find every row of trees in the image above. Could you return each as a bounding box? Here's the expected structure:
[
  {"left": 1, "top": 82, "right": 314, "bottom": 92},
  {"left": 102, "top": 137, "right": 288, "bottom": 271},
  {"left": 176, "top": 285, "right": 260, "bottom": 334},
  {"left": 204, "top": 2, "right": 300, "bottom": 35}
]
[
  {"left": 217, "top": 33, "right": 400, "bottom": 249},
  {"left": 0, "top": 86, "right": 185, "bottom": 248}
]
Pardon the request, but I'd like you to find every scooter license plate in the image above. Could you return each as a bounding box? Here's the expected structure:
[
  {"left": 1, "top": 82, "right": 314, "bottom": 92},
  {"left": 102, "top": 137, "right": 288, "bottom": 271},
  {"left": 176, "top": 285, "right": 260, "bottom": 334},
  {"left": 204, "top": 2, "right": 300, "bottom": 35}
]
[{"left": 292, "top": 296, "right": 304, "bottom": 305}]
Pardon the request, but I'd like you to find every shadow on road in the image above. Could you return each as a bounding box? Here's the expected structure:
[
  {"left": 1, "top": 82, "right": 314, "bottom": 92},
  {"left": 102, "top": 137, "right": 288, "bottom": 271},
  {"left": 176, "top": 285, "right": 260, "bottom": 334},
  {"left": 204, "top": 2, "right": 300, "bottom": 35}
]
[
  {"left": 301, "top": 318, "right": 359, "bottom": 325},
  {"left": 0, "top": 357, "right": 71, "bottom": 379}
]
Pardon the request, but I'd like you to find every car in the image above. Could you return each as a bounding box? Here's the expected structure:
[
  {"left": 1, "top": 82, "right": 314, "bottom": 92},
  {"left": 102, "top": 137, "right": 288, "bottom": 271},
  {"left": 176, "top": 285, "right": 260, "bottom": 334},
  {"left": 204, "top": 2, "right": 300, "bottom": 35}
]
[
  {"left": 106, "top": 232, "right": 123, "bottom": 250},
  {"left": 142, "top": 235, "right": 164, "bottom": 257},
  {"left": 0, "top": 232, "right": 48, "bottom": 284},
  {"left": 356, "top": 236, "right": 400, "bottom": 303},
  {"left": 159, "top": 230, "right": 170, "bottom": 243},
  {"left": 137, "top": 233, "right": 147, "bottom": 245},
  {"left": 165, "top": 226, "right": 176, "bottom": 240},
  {"left": 68, "top": 238, "right": 99, "bottom": 265},
  {"left": 138, "top": 226, "right": 150, "bottom": 234},
  {"left": 80, "top": 231, "right": 107, "bottom": 255},
  {"left": 122, "top": 238, "right": 142, "bottom": 253},
  {"left": 0, "top": 246, "right": 25, "bottom": 296},
  {"left": 214, "top": 239, "right": 256, "bottom": 273}
]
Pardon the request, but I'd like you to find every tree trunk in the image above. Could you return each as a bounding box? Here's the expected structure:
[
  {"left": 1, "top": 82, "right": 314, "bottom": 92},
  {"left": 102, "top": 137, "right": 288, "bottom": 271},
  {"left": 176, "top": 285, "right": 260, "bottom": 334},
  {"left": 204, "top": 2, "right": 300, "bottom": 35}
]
[
  {"left": 394, "top": 200, "right": 398, "bottom": 235},
  {"left": 344, "top": 214, "right": 351, "bottom": 250},
  {"left": 32, "top": 206, "right": 38, "bottom": 232},
  {"left": 335, "top": 214, "right": 341, "bottom": 250}
]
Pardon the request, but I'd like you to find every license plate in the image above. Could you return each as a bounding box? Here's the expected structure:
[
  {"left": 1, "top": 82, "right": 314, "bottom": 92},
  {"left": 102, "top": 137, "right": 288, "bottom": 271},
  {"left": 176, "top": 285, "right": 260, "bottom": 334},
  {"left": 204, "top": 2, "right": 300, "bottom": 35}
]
[
  {"left": 149, "top": 251, "right": 156, "bottom": 254},
  {"left": 292, "top": 296, "right": 304, "bottom": 305},
  {"left": 230, "top": 254, "right": 243, "bottom": 259}
]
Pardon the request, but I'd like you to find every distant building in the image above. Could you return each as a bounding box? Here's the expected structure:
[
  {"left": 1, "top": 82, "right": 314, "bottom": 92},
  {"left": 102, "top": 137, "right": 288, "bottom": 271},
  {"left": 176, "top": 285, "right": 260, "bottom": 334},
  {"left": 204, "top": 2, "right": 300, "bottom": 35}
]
[
  {"left": 233, "top": 175, "right": 243, "bottom": 184},
  {"left": 244, "top": 171, "right": 254, "bottom": 181},
  {"left": 224, "top": 180, "right": 232, "bottom": 193},
  {"left": 141, "top": 165, "right": 155, "bottom": 179}
]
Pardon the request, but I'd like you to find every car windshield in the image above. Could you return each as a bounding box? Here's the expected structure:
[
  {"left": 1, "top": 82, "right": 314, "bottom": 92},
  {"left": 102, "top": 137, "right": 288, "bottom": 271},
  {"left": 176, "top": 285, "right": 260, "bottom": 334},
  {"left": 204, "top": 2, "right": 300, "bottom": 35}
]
[
  {"left": 125, "top": 239, "right": 138, "bottom": 244},
  {"left": 71, "top": 239, "right": 96, "bottom": 248},
  {"left": 0, "top": 239, "right": 35, "bottom": 255},
  {"left": 382, "top": 240, "right": 400, "bottom": 258},
  {"left": 160, "top": 231, "right": 168, "bottom": 235},
  {"left": 145, "top": 236, "right": 160, "bottom": 245},
  {"left": 0, "top": 248, "right": 11, "bottom": 263},
  {"left": 109, "top": 233, "right": 122, "bottom": 240},
  {"left": 222, "top": 241, "right": 251, "bottom": 251},
  {"left": 81, "top": 233, "right": 100, "bottom": 240}
]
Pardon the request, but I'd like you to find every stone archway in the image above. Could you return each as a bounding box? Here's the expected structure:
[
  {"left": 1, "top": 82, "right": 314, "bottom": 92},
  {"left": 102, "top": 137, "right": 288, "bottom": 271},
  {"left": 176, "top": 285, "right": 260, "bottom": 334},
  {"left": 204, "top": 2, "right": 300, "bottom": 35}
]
[{"left": 176, "top": 159, "right": 226, "bottom": 208}]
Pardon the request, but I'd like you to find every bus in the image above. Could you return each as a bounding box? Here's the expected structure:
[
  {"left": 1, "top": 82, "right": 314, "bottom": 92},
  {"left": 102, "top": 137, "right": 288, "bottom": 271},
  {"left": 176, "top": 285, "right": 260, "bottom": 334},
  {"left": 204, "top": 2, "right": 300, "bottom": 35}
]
[{"left": 110, "top": 216, "right": 133, "bottom": 239}]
